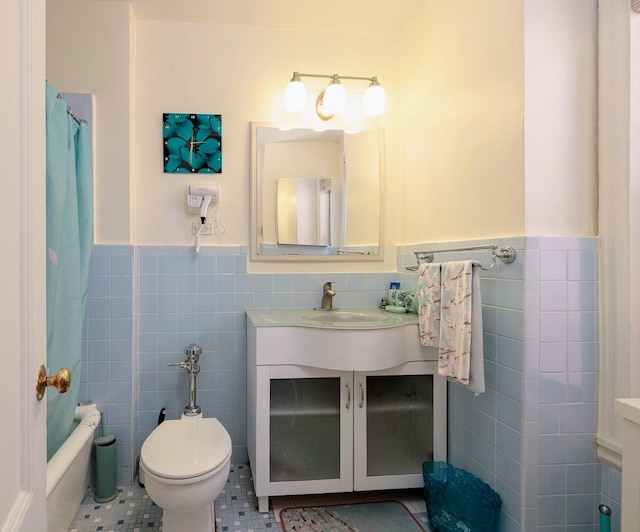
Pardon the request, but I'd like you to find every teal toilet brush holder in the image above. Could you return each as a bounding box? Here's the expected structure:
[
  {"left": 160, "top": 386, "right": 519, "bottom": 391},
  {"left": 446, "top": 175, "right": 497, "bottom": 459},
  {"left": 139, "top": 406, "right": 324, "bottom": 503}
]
[
  {"left": 93, "top": 434, "right": 118, "bottom": 502},
  {"left": 94, "top": 432, "right": 118, "bottom": 503}
]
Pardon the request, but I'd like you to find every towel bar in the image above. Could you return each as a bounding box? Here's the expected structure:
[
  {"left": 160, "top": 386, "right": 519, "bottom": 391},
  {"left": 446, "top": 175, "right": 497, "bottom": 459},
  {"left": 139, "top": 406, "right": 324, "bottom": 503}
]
[{"left": 405, "top": 244, "right": 516, "bottom": 272}]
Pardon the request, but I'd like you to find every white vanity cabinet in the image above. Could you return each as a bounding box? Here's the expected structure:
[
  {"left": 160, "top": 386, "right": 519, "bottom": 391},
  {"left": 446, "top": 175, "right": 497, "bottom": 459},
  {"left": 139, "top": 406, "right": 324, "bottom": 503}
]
[{"left": 246, "top": 309, "right": 447, "bottom": 513}]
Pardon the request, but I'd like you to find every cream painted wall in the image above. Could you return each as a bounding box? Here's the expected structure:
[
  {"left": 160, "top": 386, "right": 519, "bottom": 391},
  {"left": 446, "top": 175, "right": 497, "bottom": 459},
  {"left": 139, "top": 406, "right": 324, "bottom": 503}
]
[
  {"left": 523, "top": 0, "right": 598, "bottom": 236},
  {"left": 397, "top": 0, "right": 525, "bottom": 243},
  {"left": 45, "top": 0, "right": 597, "bottom": 264},
  {"left": 344, "top": 131, "right": 381, "bottom": 246},
  {"left": 395, "top": 0, "right": 597, "bottom": 242},
  {"left": 134, "top": 20, "right": 400, "bottom": 272},
  {"left": 46, "top": 2, "right": 400, "bottom": 271},
  {"left": 46, "top": 0, "right": 133, "bottom": 244}
]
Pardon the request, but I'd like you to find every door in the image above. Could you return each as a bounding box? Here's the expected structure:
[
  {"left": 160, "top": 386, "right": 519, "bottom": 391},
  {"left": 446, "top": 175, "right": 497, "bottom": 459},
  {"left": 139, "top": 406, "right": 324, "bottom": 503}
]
[
  {"left": 257, "top": 365, "right": 353, "bottom": 498},
  {"left": 0, "top": 0, "right": 48, "bottom": 530},
  {"left": 353, "top": 361, "right": 447, "bottom": 491}
]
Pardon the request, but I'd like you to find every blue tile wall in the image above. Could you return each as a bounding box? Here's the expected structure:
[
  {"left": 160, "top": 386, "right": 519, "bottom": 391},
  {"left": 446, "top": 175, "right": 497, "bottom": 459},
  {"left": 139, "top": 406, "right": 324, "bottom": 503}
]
[
  {"left": 524, "top": 237, "right": 600, "bottom": 531},
  {"left": 136, "top": 246, "right": 252, "bottom": 465},
  {"left": 81, "top": 245, "right": 134, "bottom": 486},
  {"left": 600, "top": 464, "right": 622, "bottom": 532},
  {"left": 399, "top": 236, "right": 600, "bottom": 531},
  {"left": 135, "top": 246, "right": 398, "bottom": 463},
  {"left": 83, "top": 244, "right": 399, "bottom": 483},
  {"left": 81, "top": 237, "right": 603, "bottom": 530},
  {"left": 399, "top": 237, "right": 525, "bottom": 531}
]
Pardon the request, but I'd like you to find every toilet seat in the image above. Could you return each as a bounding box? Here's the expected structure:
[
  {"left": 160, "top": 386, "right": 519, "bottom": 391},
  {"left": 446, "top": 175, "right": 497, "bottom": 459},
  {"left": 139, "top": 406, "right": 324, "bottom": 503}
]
[{"left": 141, "top": 416, "right": 231, "bottom": 480}]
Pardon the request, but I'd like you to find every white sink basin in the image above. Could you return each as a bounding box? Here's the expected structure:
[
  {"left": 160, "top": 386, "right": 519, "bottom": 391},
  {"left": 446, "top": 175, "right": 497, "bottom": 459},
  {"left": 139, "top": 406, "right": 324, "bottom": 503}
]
[
  {"left": 245, "top": 307, "right": 415, "bottom": 330},
  {"left": 246, "top": 308, "right": 436, "bottom": 371},
  {"left": 301, "top": 310, "right": 386, "bottom": 323}
]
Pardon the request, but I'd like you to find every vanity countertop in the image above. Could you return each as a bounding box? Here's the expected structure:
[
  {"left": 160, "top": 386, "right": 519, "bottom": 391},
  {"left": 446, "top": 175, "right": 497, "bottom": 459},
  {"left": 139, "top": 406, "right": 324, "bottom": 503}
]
[{"left": 245, "top": 307, "right": 418, "bottom": 329}]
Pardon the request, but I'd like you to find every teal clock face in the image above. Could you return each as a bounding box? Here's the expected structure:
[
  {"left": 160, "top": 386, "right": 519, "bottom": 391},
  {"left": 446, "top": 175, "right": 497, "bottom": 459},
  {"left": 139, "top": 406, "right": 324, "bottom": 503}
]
[{"left": 163, "top": 113, "right": 222, "bottom": 173}]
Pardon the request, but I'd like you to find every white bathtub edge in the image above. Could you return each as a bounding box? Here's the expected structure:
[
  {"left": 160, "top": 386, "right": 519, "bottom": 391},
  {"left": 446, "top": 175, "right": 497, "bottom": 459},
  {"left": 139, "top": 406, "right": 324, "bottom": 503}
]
[{"left": 46, "top": 403, "right": 101, "bottom": 497}]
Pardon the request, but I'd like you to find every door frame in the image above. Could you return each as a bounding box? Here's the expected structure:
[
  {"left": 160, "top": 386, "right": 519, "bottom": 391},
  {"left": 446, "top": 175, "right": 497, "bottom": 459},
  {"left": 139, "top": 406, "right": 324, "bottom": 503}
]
[{"left": 0, "top": 0, "right": 48, "bottom": 529}]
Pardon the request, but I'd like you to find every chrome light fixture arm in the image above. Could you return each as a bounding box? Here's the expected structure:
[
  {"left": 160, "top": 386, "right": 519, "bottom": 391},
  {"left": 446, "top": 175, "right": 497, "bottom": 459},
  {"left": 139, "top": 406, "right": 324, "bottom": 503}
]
[{"left": 284, "top": 71, "right": 386, "bottom": 118}]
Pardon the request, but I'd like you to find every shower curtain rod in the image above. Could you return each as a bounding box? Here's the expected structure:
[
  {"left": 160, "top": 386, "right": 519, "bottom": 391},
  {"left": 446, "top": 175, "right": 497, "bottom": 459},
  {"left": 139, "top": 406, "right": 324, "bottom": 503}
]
[
  {"left": 405, "top": 243, "right": 516, "bottom": 272},
  {"left": 56, "top": 93, "right": 87, "bottom": 125}
]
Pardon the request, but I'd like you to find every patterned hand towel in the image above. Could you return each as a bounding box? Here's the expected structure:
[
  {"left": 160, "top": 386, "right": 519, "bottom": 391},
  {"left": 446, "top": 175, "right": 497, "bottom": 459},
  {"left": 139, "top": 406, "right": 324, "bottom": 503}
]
[
  {"left": 438, "top": 261, "right": 485, "bottom": 394},
  {"left": 468, "top": 266, "right": 485, "bottom": 394},
  {"left": 417, "top": 263, "right": 441, "bottom": 347}
]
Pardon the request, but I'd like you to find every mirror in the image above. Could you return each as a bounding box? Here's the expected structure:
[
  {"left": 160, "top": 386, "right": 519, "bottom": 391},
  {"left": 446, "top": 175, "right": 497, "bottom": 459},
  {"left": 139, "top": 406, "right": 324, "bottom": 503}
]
[
  {"left": 250, "top": 123, "right": 384, "bottom": 261},
  {"left": 277, "top": 177, "right": 332, "bottom": 246}
]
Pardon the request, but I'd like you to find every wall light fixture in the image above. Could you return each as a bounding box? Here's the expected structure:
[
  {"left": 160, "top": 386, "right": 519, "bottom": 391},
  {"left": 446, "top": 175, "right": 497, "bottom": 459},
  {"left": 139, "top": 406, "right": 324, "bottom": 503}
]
[{"left": 283, "top": 71, "right": 386, "bottom": 121}]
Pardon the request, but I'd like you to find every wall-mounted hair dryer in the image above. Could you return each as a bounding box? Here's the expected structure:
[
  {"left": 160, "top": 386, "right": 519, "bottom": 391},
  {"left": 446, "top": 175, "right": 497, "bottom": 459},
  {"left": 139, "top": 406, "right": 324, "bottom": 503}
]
[
  {"left": 188, "top": 184, "right": 220, "bottom": 254},
  {"left": 188, "top": 184, "right": 219, "bottom": 223}
]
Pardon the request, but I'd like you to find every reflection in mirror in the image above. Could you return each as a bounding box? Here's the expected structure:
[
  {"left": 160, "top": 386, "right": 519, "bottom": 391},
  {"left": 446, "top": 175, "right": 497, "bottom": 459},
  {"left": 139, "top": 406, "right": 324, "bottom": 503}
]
[
  {"left": 277, "top": 177, "right": 331, "bottom": 246},
  {"left": 250, "top": 123, "right": 383, "bottom": 261}
]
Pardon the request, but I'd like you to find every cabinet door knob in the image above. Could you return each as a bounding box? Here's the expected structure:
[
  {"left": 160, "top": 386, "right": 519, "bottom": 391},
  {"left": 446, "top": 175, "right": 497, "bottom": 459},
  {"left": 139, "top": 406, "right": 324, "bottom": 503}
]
[{"left": 345, "top": 382, "right": 351, "bottom": 410}]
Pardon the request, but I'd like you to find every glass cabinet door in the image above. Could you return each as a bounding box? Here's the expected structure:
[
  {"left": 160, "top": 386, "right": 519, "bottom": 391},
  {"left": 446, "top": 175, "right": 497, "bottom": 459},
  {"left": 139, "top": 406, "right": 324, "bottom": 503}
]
[
  {"left": 353, "top": 361, "right": 447, "bottom": 491},
  {"left": 364, "top": 374, "right": 434, "bottom": 477},
  {"left": 270, "top": 377, "right": 341, "bottom": 482}
]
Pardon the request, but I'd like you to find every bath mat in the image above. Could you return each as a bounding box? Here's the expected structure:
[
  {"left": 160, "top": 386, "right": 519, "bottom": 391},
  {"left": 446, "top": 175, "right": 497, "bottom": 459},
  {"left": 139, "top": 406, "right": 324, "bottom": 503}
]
[{"left": 279, "top": 500, "right": 425, "bottom": 532}]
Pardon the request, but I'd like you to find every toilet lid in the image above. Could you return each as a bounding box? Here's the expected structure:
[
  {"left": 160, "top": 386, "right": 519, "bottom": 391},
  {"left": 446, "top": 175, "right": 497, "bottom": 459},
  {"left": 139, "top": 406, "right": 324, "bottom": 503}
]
[{"left": 141, "top": 417, "right": 231, "bottom": 480}]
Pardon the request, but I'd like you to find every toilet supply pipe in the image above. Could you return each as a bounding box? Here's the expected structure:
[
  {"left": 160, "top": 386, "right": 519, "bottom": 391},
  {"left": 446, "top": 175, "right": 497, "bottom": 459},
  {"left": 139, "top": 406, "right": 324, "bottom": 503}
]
[{"left": 168, "top": 344, "right": 202, "bottom": 416}]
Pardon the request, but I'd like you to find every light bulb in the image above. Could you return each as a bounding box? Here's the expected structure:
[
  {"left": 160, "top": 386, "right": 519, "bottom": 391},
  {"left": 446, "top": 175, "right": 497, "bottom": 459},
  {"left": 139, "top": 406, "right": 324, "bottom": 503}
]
[
  {"left": 362, "top": 82, "right": 386, "bottom": 116},
  {"left": 284, "top": 74, "right": 307, "bottom": 112},
  {"left": 323, "top": 79, "right": 346, "bottom": 115}
]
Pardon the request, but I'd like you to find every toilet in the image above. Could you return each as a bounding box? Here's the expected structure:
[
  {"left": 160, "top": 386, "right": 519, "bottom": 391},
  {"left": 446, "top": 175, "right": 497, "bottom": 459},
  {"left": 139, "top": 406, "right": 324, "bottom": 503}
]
[{"left": 140, "top": 414, "right": 232, "bottom": 532}]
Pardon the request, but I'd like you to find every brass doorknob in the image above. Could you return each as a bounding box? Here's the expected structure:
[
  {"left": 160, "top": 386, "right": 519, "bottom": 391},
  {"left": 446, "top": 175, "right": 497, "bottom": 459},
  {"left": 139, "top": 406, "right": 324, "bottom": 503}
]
[{"left": 36, "top": 365, "right": 71, "bottom": 401}]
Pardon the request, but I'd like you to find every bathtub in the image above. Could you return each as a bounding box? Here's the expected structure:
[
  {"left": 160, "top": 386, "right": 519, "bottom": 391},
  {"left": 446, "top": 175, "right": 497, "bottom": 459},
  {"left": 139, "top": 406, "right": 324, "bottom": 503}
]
[{"left": 47, "top": 403, "right": 101, "bottom": 532}]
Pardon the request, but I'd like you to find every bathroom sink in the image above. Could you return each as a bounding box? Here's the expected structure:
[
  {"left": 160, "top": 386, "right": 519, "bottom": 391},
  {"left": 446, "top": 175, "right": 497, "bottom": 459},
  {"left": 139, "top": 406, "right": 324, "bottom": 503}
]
[
  {"left": 301, "top": 310, "right": 386, "bottom": 323},
  {"left": 246, "top": 308, "right": 435, "bottom": 371},
  {"left": 245, "top": 308, "right": 417, "bottom": 330}
]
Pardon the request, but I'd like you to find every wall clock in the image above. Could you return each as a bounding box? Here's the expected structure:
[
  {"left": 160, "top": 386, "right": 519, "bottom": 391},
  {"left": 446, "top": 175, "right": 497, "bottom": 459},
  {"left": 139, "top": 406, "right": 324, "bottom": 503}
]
[{"left": 163, "top": 113, "right": 222, "bottom": 173}]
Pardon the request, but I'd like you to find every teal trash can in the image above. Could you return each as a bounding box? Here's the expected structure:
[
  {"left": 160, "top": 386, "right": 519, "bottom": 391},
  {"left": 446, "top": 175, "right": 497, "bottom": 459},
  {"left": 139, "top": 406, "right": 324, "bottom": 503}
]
[
  {"left": 94, "top": 434, "right": 118, "bottom": 503},
  {"left": 423, "top": 461, "right": 502, "bottom": 532}
]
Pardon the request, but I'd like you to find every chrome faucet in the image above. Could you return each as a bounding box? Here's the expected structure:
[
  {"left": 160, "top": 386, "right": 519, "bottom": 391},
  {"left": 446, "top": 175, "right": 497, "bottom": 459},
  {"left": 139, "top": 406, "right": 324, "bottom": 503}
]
[
  {"left": 315, "top": 281, "right": 338, "bottom": 311},
  {"left": 168, "top": 344, "right": 202, "bottom": 416}
]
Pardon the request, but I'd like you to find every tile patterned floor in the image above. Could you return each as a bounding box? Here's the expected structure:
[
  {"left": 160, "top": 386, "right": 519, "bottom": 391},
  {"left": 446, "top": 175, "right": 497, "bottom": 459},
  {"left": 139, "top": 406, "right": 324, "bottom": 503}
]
[{"left": 68, "top": 463, "right": 430, "bottom": 531}]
